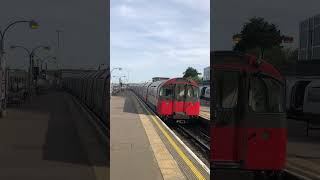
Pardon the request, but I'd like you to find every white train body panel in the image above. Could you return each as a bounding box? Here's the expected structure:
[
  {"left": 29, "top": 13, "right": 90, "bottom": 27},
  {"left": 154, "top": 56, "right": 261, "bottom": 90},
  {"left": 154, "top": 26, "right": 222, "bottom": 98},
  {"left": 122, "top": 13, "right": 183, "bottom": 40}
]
[{"left": 303, "top": 80, "right": 320, "bottom": 115}]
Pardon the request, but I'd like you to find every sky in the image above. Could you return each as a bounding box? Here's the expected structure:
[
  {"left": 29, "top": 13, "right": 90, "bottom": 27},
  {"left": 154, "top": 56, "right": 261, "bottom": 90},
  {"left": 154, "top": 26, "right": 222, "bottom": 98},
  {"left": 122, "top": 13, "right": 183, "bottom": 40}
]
[
  {"left": 0, "top": 0, "right": 108, "bottom": 70},
  {"left": 212, "top": 0, "right": 320, "bottom": 51},
  {"left": 111, "top": 0, "right": 210, "bottom": 83}
]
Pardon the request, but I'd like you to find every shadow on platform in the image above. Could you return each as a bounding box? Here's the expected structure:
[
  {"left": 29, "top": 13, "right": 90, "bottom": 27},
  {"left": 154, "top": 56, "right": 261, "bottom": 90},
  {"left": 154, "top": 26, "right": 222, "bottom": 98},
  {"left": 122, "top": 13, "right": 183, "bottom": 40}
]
[{"left": 12, "top": 90, "right": 108, "bottom": 167}]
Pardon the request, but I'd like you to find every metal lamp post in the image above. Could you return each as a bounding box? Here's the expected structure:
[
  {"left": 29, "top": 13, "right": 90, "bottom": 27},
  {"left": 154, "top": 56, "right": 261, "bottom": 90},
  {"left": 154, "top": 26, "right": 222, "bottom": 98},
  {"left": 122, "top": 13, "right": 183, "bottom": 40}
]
[
  {"left": 10, "top": 45, "right": 50, "bottom": 97},
  {"left": 36, "top": 55, "right": 56, "bottom": 72},
  {"left": 0, "top": 20, "right": 39, "bottom": 116},
  {"left": 110, "top": 67, "right": 122, "bottom": 74}
]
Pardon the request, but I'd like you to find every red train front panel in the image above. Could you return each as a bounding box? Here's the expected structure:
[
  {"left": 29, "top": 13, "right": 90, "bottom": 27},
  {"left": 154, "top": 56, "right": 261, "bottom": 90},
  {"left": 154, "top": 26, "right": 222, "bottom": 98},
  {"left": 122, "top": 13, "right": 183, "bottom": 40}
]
[
  {"left": 157, "top": 99, "right": 173, "bottom": 115},
  {"left": 155, "top": 78, "right": 200, "bottom": 119},
  {"left": 243, "top": 128, "right": 287, "bottom": 170},
  {"left": 184, "top": 101, "right": 200, "bottom": 116},
  {"left": 172, "top": 81, "right": 200, "bottom": 119},
  {"left": 211, "top": 127, "right": 287, "bottom": 170},
  {"left": 173, "top": 101, "right": 184, "bottom": 113}
]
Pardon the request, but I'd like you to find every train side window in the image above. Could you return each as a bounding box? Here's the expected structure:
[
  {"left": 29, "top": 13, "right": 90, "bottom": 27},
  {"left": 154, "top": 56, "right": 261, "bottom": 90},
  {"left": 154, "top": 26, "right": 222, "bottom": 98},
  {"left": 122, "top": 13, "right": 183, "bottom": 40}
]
[
  {"left": 160, "top": 86, "right": 173, "bottom": 98},
  {"left": 160, "top": 88, "right": 164, "bottom": 96},
  {"left": 165, "top": 89, "right": 173, "bottom": 97}
]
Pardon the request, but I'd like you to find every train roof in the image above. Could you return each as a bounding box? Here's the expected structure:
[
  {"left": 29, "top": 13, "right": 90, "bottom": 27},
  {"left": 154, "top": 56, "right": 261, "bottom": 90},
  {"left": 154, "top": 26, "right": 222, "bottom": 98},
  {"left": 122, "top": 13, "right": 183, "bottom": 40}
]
[
  {"left": 149, "top": 79, "right": 166, "bottom": 87},
  {"left": 163, "top": 78, "right": 198, "bottom": 86},
  {"left": 134, "top": 78, "right": 198, "bottom": 88},
  {"left": 212, "top": 51, "right": 283, "bottom": 81}
]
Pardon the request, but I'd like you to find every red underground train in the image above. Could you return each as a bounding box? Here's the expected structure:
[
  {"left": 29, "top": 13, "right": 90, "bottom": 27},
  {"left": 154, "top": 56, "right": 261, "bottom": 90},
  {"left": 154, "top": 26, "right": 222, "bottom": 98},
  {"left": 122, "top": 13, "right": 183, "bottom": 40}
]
[
  {"left": 211, "top": 51, "right": 287, "bottom": 178},
  {"left": 131, "top": 78, "right": 200, "bottom": 123}
]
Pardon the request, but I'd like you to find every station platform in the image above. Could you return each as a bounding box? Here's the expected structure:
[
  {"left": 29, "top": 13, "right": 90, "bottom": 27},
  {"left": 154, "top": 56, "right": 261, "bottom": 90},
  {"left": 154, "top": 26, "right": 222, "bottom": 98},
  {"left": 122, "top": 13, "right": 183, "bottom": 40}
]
[
  {"left": 0, "top": 90, "right": 108, "bottom": 180},
  {"left": 110, "top": 91, "right": 210, "bottom": 180},
  {"left": 199, "top": 99, "right": 210, "bottom": 121},
  {"left": 286, "top": 118, "right": 320, "bottom": 179},
  {"left": 200, "top": 106, "right": 210, "bottom": 121}
]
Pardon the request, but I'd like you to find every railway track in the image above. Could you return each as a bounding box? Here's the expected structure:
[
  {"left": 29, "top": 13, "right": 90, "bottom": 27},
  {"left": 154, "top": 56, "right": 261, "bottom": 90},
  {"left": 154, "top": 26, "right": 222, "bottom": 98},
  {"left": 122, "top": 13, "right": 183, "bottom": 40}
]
[
  {"left": 128, "top": 89, "right": 210, "bottom": 166},
  {"left": 176, "top": 124, "right": 210, "bottom": 153},
  {"left": 168, "top": 119, "right": 210, "bottom": 162}
]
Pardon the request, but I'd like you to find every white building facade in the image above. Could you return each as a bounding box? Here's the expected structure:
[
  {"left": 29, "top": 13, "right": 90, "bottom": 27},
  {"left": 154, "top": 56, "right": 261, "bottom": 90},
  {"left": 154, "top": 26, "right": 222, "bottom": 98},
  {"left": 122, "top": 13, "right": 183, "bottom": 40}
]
[
  {"left": 203, "top": 67, "right": 210, "bottom": 81},
  {"left": 299, "top": 14, "right": 320, "bottom": 61}
]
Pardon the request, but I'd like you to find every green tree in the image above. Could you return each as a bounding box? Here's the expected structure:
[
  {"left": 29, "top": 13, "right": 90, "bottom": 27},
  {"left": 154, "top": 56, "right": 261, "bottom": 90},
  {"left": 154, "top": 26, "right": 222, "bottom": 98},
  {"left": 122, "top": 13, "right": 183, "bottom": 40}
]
[
  {"left": 183, "top": 67, "right": 202, "bottom": 83},
  {"left": 245, "top": 46, "right": 298, "bottom": 69},
  {"left": 234, "top": 17, "right": 282, "bottom": 58}
]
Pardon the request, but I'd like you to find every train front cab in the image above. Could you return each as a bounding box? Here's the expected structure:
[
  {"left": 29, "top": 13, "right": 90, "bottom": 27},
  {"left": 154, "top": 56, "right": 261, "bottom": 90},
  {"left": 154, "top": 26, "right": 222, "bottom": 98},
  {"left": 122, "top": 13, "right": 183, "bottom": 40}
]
[
  {"left": 211, "top": 52, "right": 287, "bottom": 178},
  {"left": 157, "top": 78, "right": 200, "bottom": 122}
]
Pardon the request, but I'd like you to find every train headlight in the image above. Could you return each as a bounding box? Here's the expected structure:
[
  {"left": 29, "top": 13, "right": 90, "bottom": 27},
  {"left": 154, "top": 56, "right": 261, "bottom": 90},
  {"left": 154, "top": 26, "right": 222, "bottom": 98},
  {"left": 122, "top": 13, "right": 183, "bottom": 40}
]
[{"left": 261, "top": 131, "right": 270, "bottom": 140}]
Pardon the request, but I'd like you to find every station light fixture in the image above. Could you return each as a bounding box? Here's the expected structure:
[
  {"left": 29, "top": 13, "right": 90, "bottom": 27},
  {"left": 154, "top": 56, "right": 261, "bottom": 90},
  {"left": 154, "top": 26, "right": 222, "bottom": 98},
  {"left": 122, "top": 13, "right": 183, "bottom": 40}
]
[
  {"left": 232, "top": 34, "right": 242, "bottom": 43},
  {"left": 29, "top": 20, "right": 39, "bottom": 29}
]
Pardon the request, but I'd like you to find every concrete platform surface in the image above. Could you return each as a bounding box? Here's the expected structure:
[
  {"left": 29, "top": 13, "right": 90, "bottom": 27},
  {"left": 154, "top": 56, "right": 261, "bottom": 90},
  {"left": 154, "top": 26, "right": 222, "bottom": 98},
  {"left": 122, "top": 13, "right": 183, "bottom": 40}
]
[
  {"left": 286, "top": 118, "right": 320, "bottom": 180},
  {"left": 110, "top": 92, "right": 163, "bottom": 180},
  {"left": 110, "top": 91, "right": 210, "bottom": 180},
  {"left": 0, "top": 91, "right": 107, "bottom": 180}
]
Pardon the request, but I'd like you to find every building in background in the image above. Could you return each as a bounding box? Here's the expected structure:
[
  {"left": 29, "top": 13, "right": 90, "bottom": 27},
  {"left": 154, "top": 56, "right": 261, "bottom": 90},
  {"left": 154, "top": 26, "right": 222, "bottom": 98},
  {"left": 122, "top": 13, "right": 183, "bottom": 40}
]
[
  {"left": 299, "top": 14, "right": 320, "bottom": 61},
  {"left": 199, "top": 66, "right": 210, "bottom": 86},
  {"left": 203, "top": 66, "right": 210, "bottom": 82},
  {"left": 283, "top": 14, "right": 320, "bottom": 117}
]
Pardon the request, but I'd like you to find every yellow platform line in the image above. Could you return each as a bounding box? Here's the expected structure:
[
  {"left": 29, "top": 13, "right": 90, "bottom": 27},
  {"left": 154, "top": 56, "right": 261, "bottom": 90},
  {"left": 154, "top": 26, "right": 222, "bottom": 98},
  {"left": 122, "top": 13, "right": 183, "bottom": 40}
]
[
  {"left": 134, "top": 95, "right": 206, "bottom": 180},
  {"left": 132, "top": 96, "right": 186, "bottom": 180}
]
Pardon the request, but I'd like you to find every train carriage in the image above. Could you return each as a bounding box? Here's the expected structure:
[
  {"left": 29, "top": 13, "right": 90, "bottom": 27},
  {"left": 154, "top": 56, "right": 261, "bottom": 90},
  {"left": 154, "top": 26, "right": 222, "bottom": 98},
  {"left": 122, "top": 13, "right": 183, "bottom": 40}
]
[
  {"left": 286, "top": 78, "right": 320, "bottom": 120},
  {"left": 303, "top": 80, "right": 320, "bottom": 116},
  {"left": 131, "top": 78, "right": 200, "bottom": 122},
  {"left": 211, "top": 51, "right": 287, "bottom": 178}
]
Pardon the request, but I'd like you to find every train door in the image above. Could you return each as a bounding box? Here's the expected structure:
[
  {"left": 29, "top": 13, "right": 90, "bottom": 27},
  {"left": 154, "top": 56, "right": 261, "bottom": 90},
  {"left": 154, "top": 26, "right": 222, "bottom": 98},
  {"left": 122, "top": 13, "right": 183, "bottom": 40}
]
[
  {"left": 173, "top": 84, "right": 187, "bottom": 117},
  {"left": 212, "top": 70, "right": 241, "bottom": 167},
  {"left": 185, "top": 84, "right": 200, "bottom": 116},
  {"left": 243, "top": 74, "right": 286, "bottom": 170}
]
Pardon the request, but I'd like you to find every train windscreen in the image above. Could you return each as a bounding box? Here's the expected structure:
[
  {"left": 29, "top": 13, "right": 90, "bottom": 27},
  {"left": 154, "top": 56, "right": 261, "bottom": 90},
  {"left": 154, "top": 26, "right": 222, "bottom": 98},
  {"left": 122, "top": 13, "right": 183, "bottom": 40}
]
[
  {"left": 249, "top": 76, "right": 284, "bottom": 113},
  {"left": 186, "top": 85, "right": 199, "bottom": 99},
  {"left": 175, "top": 84, "right": 186, "bottom": 101},
  {"left": 214, "top": 71, "right": 239, "bottom": 125}
]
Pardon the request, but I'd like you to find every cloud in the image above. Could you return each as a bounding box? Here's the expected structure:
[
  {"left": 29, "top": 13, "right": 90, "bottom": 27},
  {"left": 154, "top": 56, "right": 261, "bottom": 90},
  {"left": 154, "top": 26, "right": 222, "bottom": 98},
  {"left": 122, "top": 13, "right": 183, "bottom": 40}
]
[
  {"left": 172, "top": 0, "right": 210, "bottom": 12},
  {"left": 114, "top": 4, "right": 138, "bottom": 19},
  {"left": 111, "top": 0, "right": 209, "bottom": 82}
]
